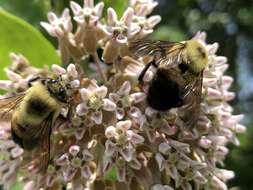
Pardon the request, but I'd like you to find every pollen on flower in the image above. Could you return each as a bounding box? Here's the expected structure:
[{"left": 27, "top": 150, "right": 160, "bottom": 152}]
[{"left": 0, "top": 0, "right": 245, "bottom": 190}]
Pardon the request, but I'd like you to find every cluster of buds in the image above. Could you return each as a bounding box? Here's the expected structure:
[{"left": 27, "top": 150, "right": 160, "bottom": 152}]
[{"left": 0, "top": 0, "right": 245, "bottom": 190}]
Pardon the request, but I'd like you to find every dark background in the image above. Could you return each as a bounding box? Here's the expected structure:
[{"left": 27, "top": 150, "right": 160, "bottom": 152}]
[{"left": 0, "top": 0, "right": 253, "bottom": 189}]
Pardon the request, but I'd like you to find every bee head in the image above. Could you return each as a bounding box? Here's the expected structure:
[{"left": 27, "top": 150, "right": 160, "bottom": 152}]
[
  {"left": 44, "top": 77, "right": 68, "bottom": 103},
  {"left": 183, "top": 40, "right": 208, "bottom": 74}
]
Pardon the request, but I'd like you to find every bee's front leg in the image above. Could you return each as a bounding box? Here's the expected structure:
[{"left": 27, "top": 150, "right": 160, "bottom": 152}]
[{"left": 138, "top": 60, "right": 158, "bottom": 84}]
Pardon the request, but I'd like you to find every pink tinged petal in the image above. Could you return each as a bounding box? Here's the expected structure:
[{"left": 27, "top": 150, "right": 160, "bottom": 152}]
[
  {"left": 70, "top": 1, "right": 83, "bottom": 15},
  {"left": 62, "top": 8, "right": 70, "bottom": 19},
  {"left": 193, "top": 171, "right": 207, "bottom": 184},
  {"left": 80, "top": 88, "right": 90, "bottom": 101},
  {"left": 224, "top": 91, "right": 235, "bottom": 101},
  {"left": 94, "top": 2, "right": 104, "bottom": 17},
  {"left": 48, "top": 12, "right": 58, "bottom": 23},
  {"left": 147, "top": 15, "right": 161, "bottom": 28},
  {"left": 199, "top": 137, "right": 212, "bottom": 149},
  {"left": 116, "top": 166, "right": 126, "bottom": 182},
  {"left": 69, "top": 79, "right": 80, "bottom": 88},
  {"left": 0, "top": 80, "right": 12, "bottom": 90},
  {"left": 63, "top": 166, "right": 77, "bottom": 182},
  {"left": 67, "top": 63, "right": 78, "bottom": 78},
  {"left": 216, "top": 146, "right": 229, "bottom": 157},
  {"left": 74, "top": 128, "right": 86, "bottom": 140},
  {"left": 151, "top": 184, "right": 164, "bottom": 190},
  {"left": 5, "top": 70, "right": 22, "bottom": 81},
  {"left": 116, "top": 35, "right": 128, "bottom": 44},
  {"left": 127, "top": 130, "right": 144, "bottom": 144},
  {"left": 203, "top": 77, "right": 217, "bottom": 87},
  {"left": 76, "top": 103, "right": 88, "bottom": 116},
  {"left": 129, "top": 25, "right": 141, "bottom": 37},
  {"left": 82, "top": 149, "right": 94, "bottom": 161},
  {"left": 63, "top": 18, "right": 73, "bottom": 33},
  {"left": 155, "top": 153, "right": 165, "bottom": 171},
  {"left": 46, "top": 175, "right": 55, "bottom": 187},
  {"left": 81, "top": 165, "right": 92, "bottom": 179},
  {"left": 235, "top": 124, "right": 246, "bottom": 133},
  {"left": 222, "top": 76, "right": 233, "bottom": 89},
  {"left": 10, "top": 147, "right": 23, "bottom": 158},
  {"left": 122, "top": 7, "right": 134, "bottom": 27},
  {"left": 52, "top": 64, "right": 66, "bottom": 75},
  {"left": 116, "top": 120, "right": 132, "bottom": 132},
  {"left": 211, "top": 176, "right": 227, "bottom": 190},
  {"left": 214, "top": 56, "right": 227, "bottom": 66},
  {"left": 116, "top": 107, "right": 125, "bottom": 120},
  {"left": 105, "top": 140, "right": 116, "bottom": 157},
  {"left": 40, "top": 22, "right": 57, "bottom": 37},
  {"left": 54, "top": 26, "right": 64, "bottom": 37},
  {"left": 107, "top": 8, "right": 118, "bottom": 26},
  {"left": 207, "top": 87, "right": 222, "bottom": 99},
  {"left": 120, "top": 147, "right": 133, "bottom": 162},
  {"left": 69, "top": 145, "right": 80, "bottom": 156},
  {"left": 207, "top": 42, "right": 219, "bottom": 55},
  {"left": 129, "top": 106, "right": 142, "bottom": 118},
  {"left": 103, "top": 98, "right": 116, "bottom": 111},
  {"left": 56, "top": 153, "right": 69, "bottom": 166},
  {"left": 118, "top": 81, "right": 131, "bottom": 95},
  {"left": 216, "top": 169, "right": 235, "bottom": 181},
  {"left": 193, "top": 31, "right": 207, "bottom": 42},
  {"left": 130, "top": 92, "right": 146, "bottom": 103},
  {"left": 73, "top": 15, "right": 84, "bottom": 24},
  {"left": 91, "top": 110, "right": 103, "bottom": 124},
  {"left": 95, "top": 86, "right": 108, "bottom": 98},
  {"left": 109, "top": 93, "right": 120, "bottom": 103},
  {"left": 84, "top": 0, "right": 94, "bottom": 8},
  {"left": 105, "top": 126, "right": 116, "bottom": 138},
  {"left": 23, "top": 181, "right": 35, "bottom": 190},
  {"left": 158, "top": 143, "right": 171, "bottom": 155}
]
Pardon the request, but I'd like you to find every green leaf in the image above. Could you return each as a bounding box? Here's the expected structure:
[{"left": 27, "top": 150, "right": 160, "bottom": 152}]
[
  {"left": 0, "top": 9, "right": 60, "bottom": 79},
  {"left": 104, "top": 165, "right": 117, "bottom": 181}
]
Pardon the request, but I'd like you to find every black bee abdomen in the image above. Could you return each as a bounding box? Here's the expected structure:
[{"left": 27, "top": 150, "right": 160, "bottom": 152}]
[{"left": 147, "top": 69, "right": 183, "bottom": 111}]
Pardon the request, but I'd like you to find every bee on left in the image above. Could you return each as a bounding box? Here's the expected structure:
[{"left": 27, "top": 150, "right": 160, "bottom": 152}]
[{"left": 0, "top": 76, "right": 68, "bottom": 172}]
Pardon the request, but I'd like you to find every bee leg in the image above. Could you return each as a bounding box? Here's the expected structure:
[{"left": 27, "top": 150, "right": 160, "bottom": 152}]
[
  {"left": 28, "top": 76, "right": 41, "bottom": 87},
  {"left": 138, "top": 60, "right": 158, "bottom": 83}
]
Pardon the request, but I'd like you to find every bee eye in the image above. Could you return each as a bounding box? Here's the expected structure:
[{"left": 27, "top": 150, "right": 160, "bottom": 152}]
[{"left": 57, "top": 88, "right": 67, "bottom": 102}]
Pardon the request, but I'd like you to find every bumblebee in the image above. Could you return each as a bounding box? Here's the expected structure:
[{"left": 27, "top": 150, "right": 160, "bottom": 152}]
[
  {"left": 0, "top": 76, "right": 67, "bottom": 171},
  {"left": 129, "top": 39, "right": 208, "bottom": 126}
]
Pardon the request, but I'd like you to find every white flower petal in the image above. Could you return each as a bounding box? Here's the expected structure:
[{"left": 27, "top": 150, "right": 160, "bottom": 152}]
[
  {"left": 67, "top": 63, "right": 78, "bottom": 78},
  {"left": 52, "top": 64, "right": 66, "bottom": 75},
  {"left": 116, "top": 107, "right": 125, "bottom": 120},
  {"left": 120, "top": 147, "right": 132, "bottom": 162},
  {"left": 103, "top": 98, "right": 116, "bottom": 111},
  {"left": 122, "top": 7, "right": 134, "bottom": 27},
  {"left": 127, "top": 130, "right": 144, "bottom": 144},
  {"left": 94, "top": 2, "right": 104, "bottom": 17},
  {"left": 47, "top": 12, "right": 58, "bottom": 23},
  {"left": 116, "top": 120, "right": 132, "bottom": 132},
  {"left": 105, "top": 140, "right": 116, "bottom": 157},
  {"left": 117, "top": 81, "right": 131, "bottom": 95},
  {"left": 70, "top": 1, "right": 83, "bottom": 15},
  {"left": 130, "top": 92, "right": 146, "bottom": 103},
  {"left": 107, "top": 8, "right": 118, "bottom": 26},
  {"left": 105, "top": 126, "right": 116, "bottom": 138},
  {"left": 69, "top": 145, "right": 80, "bottom": 156},
  {"left": 95, "top": 86, "right": 108, "bottom": 98},
  {"left": 80, "top": 88, "right": 90, "bottom": 101},
  {"left": 91, "top": 111, "right": 103, "bottom": 124}
]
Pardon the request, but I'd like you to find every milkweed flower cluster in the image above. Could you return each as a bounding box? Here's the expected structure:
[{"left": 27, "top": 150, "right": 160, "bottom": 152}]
[{"left": 0, "top": 0, "right": 245, "bottom": 190}]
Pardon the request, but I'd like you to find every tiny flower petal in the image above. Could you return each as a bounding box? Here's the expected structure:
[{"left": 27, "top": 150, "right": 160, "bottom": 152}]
[
  {"left": 116, "top": 120, "right": 132, "bottom": 132},
  {"left": 103, "top": 98, "right": 116, "bottom": 111},
  {"left": 91, "top": 111, "right": 103, "bottom": 124},
  {"left": 67, "top": 64, "right": 78, "bottom": 78}
]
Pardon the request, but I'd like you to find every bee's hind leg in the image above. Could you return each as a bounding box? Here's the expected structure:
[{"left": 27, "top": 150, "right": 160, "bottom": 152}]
[{"left": 138, "top": 60, "right": 158, "bottom": 83}]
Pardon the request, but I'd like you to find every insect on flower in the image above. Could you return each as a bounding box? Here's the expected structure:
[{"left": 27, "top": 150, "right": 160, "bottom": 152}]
[
  {"left": 129, "top": 39, "right": 208, "bottom": 126},
  {"left": 0, "top": 76, "right": 68, "bottom": 172}
]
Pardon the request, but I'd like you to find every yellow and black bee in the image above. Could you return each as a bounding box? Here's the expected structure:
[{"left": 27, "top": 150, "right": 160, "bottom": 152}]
[
  {"left": 0, "top": 76, "right": 68, "bottom": 171},
  {"left": 130, "top": 39, "right": 208, "bottom": 126}
]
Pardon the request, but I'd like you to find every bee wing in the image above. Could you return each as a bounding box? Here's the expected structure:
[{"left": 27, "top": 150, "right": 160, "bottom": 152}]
[
  {"left": 0, "top": 93, "right": 26, "bottom": 120},
  {"left": 129, "top": 39, "right": 185, "bottom": 66},
  {"left": 181, "top": 72, "right": 203, "bottom": 127}
]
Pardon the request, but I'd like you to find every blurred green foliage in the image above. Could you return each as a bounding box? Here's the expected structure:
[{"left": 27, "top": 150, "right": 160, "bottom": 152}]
[
  {"left": 0, "top": 9, "right": 60, "bottom": 80},
  {"left": 0, "top": 0, "right": 253, "bottom": 189}
]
